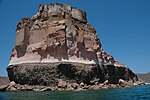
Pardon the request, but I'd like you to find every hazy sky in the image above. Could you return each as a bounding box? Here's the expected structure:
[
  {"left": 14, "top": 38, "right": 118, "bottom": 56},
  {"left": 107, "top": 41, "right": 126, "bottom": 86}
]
[{"left": 0, "top": 0, "right": 150, "bottom": 76}]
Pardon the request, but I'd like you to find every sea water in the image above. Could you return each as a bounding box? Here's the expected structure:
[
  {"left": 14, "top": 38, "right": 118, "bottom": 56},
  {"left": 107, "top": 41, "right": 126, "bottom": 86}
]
[{"left": 0, "top": 84, "right": 150, "bottom": 100}]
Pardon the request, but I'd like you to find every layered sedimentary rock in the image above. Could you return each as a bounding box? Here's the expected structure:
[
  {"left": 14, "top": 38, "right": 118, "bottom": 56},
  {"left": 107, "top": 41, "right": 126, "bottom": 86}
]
[{"left": 7, "top": 4, "right": 138, "bottom": 86}]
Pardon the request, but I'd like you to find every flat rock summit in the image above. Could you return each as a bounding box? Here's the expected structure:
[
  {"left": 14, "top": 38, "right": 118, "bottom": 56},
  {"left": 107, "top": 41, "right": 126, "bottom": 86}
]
[{"left": 6, "top": 4, "right": 139, "bottom": 90}]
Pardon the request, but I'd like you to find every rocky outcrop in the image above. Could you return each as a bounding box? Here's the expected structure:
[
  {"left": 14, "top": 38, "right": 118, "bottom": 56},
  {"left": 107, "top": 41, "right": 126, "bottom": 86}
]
[
  {"left": 0, "top": 79, "right": 135, "bottom": 92},
  {"left": 7, "top": 4, "right": 138, "bottom": 88},
  {"left": 8, "top": 4, "right": 117, "bottom": 66}
]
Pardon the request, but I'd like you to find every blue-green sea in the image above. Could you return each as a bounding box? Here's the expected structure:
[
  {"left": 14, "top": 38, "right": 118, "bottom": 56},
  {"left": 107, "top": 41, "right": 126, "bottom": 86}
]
[{"left": 0, "top": 85, "right": 150, "bottom": 100}]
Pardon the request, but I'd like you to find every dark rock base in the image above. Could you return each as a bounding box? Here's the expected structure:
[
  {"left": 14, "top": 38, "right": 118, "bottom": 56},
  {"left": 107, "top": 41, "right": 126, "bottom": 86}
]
[{"left": 7, "top": 62, "right": 138, "bottom": 86}]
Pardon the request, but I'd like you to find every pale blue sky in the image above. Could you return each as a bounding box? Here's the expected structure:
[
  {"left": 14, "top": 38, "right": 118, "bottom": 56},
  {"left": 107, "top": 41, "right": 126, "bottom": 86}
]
[{"left": 0, "top": 0, "right": 150, "bottom": 76}]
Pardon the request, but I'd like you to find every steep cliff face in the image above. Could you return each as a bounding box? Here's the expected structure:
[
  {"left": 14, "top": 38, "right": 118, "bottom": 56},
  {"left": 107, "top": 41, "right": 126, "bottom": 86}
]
[{"left": 7, "top": 4, "right": 138, "bottom": 86}]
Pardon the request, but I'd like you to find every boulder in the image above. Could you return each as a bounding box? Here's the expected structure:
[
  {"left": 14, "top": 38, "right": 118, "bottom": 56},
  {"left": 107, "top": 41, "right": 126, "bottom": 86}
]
[
  {"left": 57, "top": 80, "right": 67, "bottom": 88},
  {"left": 80, "top": 82, "right": 84, "bottom": 87},
  {"left": 119, "top": 79, "right": 134, "bottom": 87},
  {"left": 66, "top": 84, "right": 74, "bottom": 91},
  {"left": 40, "top": 87, "right": 52, "bottom": 91},
  {"left": 0, "top": 85, "right": 8, "bottom": 92},
  {"left": 9, "top": 81, "right": 16, "bottom": 87},
  {"left": 103, "top": 80, "right": 109, "bottom": 85},
  {"left": 6, "top": 86, "right": 17, "bottom": 91},
  {"left": 71, "top": 83, "right": 79, "bottom": 89},
  {"left": 119, "top": 79, "right": 126, "bottom": 87}
]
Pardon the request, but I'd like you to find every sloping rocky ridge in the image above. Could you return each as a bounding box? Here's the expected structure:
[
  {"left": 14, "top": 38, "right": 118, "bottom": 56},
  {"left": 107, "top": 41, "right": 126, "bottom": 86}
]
[
  {"left": 7, "top": 4, "right": 138, "bottom": 87},
  {"left": 0, "top": 76, "right": 10, "bottom": 86},
  {"left": 137, "top": 72, "right": 150, "bottom": 83}
]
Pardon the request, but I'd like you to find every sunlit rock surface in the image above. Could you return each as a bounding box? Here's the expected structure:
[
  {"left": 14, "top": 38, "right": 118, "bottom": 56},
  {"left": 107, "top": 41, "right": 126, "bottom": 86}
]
[{"left": 7, "top": 4, "right": 138, "bottom": 86}]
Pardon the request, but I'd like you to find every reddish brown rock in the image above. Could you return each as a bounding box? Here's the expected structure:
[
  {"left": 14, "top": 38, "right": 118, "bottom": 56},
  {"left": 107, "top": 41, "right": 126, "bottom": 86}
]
[
  {"left": 8, "top": 4, "right": 117, "bottom": 66},
  {"left": 57, "top": 80, "right": 67, "bottom": 88},
  {"left": 7, "top": 4, "right": 138, "bottom": 88},
  {"left": 8, "top": 81, "right": 16, "bottom": 87}
]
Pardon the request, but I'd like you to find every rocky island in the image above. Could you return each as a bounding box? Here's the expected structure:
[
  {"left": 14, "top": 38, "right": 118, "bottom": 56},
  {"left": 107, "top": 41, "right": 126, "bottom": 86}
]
[{"left": 1, "top": 4, "right": 143, "bottom": 91}]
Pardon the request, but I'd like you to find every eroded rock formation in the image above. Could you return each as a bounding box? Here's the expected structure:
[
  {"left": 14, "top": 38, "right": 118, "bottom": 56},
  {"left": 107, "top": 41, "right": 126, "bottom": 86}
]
[{"left": 7, "top": 4, "right": 138, "bottom": 87}]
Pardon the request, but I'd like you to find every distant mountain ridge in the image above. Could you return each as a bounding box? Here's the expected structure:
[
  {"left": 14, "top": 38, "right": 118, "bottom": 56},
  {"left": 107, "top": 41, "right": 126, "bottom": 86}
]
[
  {"left": 0, "top": 76, "right": 10, "bottom": 86},
  {"left": 137, "top": 72, "right": 150, "bottom": 83}
]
